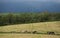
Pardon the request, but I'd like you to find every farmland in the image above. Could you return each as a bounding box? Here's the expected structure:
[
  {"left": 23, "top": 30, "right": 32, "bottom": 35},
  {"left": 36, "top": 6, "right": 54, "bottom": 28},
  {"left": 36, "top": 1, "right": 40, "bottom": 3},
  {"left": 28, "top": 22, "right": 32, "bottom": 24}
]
[
  {"left": 0, "top": 21, "right": 60, "bottom": 38},
  {"left": 0, "top": 34, "right": 60, "bottom": 38},
  {"left": 0, "top": 21, "right": 60, "bottom": 33}
]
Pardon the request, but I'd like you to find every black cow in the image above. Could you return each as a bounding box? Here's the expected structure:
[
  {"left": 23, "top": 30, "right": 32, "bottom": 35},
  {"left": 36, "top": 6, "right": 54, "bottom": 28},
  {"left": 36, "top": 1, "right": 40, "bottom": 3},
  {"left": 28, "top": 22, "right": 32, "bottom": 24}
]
[
  {"left": 32, "top": 31, "right": 37, "bottom": 34},
  {"left": 47, "top": 32, "right": 55, "bottom": 35}
]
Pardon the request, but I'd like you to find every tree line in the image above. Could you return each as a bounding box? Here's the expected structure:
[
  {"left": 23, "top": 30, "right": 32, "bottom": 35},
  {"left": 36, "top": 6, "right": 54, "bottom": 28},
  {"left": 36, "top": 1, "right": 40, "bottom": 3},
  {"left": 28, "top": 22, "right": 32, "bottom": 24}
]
[{"left": 0, "top": 12, "right": 60, "bottom": 26}]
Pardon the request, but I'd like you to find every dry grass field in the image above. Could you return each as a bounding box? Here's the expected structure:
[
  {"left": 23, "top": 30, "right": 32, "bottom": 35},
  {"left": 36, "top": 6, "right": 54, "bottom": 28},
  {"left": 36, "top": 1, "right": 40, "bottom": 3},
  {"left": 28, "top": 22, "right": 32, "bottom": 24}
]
[
  {"left": 0, "top": 34, "right": 60, "bottom": 38},
  {"left": 0, "top": 21, "right": 60, "bottom": 33},
  {"left": 0, "top": 21, "right": 60, "bottom": 38}
]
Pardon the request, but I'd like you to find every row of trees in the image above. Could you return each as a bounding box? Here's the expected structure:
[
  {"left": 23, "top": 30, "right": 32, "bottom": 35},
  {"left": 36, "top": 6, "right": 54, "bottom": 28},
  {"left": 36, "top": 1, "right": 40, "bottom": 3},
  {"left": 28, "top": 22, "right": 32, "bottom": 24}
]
[{"left": 0, "top": 12, "right": 60, "bottom": 26}]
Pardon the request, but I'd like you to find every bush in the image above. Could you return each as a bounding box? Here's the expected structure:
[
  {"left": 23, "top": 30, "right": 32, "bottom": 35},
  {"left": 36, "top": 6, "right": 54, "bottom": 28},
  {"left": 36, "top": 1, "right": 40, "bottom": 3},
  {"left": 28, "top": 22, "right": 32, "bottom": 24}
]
[{"left": 0, "top": 12, "right": 60, "bottom": 26}]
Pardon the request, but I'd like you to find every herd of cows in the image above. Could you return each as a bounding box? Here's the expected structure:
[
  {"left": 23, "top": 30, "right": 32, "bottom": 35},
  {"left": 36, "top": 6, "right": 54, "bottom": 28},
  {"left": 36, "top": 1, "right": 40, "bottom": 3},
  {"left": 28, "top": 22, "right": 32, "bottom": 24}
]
[{"left": 1, "top": 31, "right": 55, "bottom": 35}]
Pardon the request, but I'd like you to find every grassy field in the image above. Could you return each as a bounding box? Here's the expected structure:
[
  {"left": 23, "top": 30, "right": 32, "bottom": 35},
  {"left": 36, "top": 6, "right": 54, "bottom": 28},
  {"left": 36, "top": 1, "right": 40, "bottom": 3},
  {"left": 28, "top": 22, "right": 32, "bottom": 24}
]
[
  {"left": 0, "top": 21, "right": 60, "bottom": 33},
  {"left": 0, "top": 34, "right": 60, "bottom": 38},
  {"left": 0, "top": 21, "right": 60, "bottom": 38}
]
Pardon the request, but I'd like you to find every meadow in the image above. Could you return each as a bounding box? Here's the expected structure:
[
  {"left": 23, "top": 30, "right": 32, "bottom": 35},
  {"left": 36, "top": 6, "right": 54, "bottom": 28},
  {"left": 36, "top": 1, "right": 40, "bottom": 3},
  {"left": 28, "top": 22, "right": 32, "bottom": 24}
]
[
  {"left": 0, "top": 21, "right": 60, "bottom": 38},
  {"left": 0, "top": 21, "right": 60, "bottom": 33},
  {"left": 0, "top": 34, "right": 60, "bottom": 38}
]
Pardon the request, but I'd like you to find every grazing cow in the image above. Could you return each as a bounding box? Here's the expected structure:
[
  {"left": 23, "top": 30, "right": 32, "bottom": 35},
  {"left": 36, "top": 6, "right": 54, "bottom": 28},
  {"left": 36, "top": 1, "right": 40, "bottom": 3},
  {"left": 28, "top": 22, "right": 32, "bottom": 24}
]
[
  {"left": 32, "top": 31, "right": 37, "bottom": 34},
  {"left": 47, "top": 32, "right": 55, "bottom": 35}
]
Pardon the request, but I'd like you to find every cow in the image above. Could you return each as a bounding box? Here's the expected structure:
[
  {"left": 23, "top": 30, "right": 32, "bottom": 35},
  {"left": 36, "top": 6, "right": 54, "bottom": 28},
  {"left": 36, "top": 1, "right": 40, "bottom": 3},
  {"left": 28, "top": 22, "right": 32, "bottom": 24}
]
[
  {"left": 47, "top": 32, "right": 55, "bottom": 35},
  {"left": 32, "top": 31, "right": 37, "bottom": 34}
]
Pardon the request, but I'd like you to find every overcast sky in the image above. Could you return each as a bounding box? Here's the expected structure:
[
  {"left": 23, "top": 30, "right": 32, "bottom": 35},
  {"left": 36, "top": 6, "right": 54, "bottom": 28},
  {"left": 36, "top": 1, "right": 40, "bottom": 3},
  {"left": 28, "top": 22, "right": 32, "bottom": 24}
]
[{"left": 0, "top": 0, "right": 60, "bottom": 2}]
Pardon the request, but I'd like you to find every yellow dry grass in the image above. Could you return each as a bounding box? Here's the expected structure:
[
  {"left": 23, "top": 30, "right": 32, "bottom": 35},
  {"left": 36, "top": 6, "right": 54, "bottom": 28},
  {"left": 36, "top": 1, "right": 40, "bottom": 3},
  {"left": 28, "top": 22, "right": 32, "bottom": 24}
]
[
  {"left": 0, "top": 21, "right": 60, "bottom": 33},
  {"left": 0, "top": 34, "right": 60, "bottom": 38},
  {"left": 0, "top": 21, "right": 60, "bottom": 38}
]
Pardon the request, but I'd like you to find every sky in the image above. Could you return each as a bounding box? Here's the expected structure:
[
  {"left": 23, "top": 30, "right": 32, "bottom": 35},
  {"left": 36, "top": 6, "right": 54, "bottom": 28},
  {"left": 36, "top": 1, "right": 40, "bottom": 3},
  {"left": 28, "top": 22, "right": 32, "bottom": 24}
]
[
  {"left": 0, "top": 0, "right": 60, "bottom": 2},
  {"left": 0, "top": 0, "right": 60, "bottom": 12}
]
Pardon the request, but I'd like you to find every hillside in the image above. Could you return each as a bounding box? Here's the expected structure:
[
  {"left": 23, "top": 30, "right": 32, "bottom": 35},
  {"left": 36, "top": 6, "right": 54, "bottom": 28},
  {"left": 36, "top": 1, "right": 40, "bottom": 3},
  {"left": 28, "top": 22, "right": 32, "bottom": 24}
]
[
  {"left": 0, "top": 34, "right": 60, "bottom": 38},
  {"left": 0, "top": 21, "right": 60, "bottom": 34},
  {"left": 0, "top": 21, "right": 60, "bottom": 38}
]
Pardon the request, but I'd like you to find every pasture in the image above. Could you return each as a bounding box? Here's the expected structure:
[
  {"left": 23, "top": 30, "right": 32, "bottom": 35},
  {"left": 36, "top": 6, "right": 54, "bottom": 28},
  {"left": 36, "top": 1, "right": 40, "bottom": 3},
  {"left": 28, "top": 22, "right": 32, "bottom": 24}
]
[
  {"left": 0, "top": 34, "right": 60, "bottom": 38},
  {"left": 0, "top": 21, "right": 60, "bottom": 38}
]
